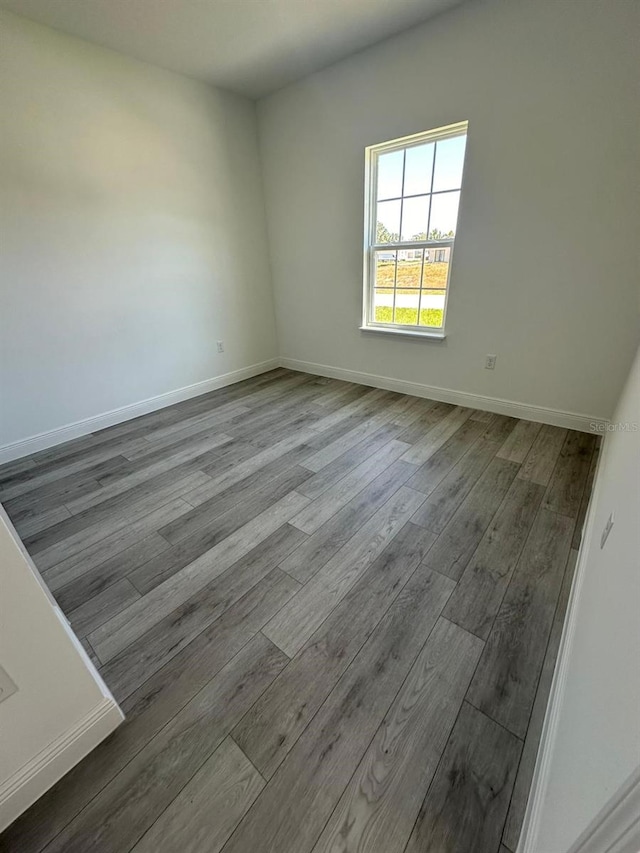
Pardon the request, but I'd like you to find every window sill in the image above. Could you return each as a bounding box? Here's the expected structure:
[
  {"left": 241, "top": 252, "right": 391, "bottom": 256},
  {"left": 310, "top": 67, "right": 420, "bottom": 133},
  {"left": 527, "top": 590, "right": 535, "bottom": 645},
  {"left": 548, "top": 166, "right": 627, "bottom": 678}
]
[{"left": 359, "top": 325, "right": 446, "bottom": 341}]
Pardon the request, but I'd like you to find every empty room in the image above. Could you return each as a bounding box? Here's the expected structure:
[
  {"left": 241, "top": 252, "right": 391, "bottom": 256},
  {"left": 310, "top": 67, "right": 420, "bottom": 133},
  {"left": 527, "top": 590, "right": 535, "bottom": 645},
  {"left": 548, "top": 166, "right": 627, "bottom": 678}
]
[{"left": 0, "top": 0, "right": 638, "bottom": 851}]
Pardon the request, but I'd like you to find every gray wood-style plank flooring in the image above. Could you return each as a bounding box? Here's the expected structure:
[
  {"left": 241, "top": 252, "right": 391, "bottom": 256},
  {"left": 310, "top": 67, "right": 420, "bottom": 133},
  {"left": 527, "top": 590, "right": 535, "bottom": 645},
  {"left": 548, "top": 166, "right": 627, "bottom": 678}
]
[{"left": 0, "top": 369, "right": 598, "bottom": 853}]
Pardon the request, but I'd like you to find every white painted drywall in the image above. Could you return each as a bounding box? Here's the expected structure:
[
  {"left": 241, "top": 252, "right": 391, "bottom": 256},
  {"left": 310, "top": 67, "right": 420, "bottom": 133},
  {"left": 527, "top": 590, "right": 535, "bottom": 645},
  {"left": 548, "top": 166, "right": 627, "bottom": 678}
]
[
  {"left": 257, "top": 0, "right": 639, "bottom": 421},
  {"left": 0, "top": 10, "right": 277, "bottom": 449},
  {"left": 527, "top": 345, "right": 640, "bottom": 852},
  {"left": 0, "top": 507, "right": 122, "bottom": 830}
]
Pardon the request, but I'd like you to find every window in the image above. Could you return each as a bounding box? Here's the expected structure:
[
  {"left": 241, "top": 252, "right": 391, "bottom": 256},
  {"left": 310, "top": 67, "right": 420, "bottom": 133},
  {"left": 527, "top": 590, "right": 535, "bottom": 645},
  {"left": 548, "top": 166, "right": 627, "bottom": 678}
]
[{"left": 362, "top": 121, "right": 468, "bottom": 338}]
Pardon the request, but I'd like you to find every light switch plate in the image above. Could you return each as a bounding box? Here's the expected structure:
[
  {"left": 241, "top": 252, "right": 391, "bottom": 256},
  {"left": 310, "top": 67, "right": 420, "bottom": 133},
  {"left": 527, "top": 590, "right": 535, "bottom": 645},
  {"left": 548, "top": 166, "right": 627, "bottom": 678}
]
[{"left": 0, "top": 666, "right": 18, "bottom": 704}]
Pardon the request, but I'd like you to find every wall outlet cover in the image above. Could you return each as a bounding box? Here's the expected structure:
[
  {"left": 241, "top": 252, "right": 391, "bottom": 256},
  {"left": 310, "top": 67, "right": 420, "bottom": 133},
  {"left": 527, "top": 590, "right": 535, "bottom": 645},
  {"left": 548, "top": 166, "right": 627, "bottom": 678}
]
[{"left": 485, "top": 354, "right": 497, "bottom": 370}]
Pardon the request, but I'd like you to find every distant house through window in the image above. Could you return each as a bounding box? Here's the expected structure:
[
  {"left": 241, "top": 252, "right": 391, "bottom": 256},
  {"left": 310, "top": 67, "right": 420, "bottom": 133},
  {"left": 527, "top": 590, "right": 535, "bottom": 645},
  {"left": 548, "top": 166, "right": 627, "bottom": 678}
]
[{"left": 362, "top": 122, "right": 468, "bottom": 337}]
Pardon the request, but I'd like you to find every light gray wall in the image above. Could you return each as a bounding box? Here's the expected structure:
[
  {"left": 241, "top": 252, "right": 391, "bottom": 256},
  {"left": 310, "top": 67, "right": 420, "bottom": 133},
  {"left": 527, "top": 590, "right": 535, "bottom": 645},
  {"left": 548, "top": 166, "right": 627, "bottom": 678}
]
[
  {"left": 0, "top": 10, "right": 277, "bottom": 448},
  {"left": 529, "top": 345, "right": 640, "bottom": 851},
  {"left": 258, "top": 0, "right": 639, "bottom": 420}
]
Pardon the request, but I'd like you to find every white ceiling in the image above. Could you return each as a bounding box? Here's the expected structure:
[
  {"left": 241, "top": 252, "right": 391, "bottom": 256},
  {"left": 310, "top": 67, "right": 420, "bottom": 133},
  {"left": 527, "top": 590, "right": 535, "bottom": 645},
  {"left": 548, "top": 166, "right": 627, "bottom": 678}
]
[{"left": 1, "top": 0, "right": 466, "bottom": 98}]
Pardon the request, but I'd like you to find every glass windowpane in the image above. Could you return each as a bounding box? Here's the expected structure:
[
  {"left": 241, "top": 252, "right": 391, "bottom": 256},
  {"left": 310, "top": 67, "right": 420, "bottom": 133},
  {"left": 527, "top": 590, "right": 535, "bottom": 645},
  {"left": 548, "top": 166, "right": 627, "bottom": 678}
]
[
  {"left": 422, "top": 249, "right": 450, "bottom": 289},
  {"left": 396, "top": 250, "right": 423, "bottom": 291},
  {"left": 377, "top": 150, "right": 404, "bottom": 200},
  {"left": 393, "top": 291, "right": 419, "bottom": 326},
  {"left": 428, "top": 191, "right": 460, "bottom": 239},
  {"left": 432, "top": 135, "right": 467, "bottom": 192},
  {"left": 419, "top": 289, "right": 446, "bottom": 328},
  {"left": 376, "top": 200, "right": 401, "bottom": 243},
  {"left": 403, "top": 143, "right": 434, "bottom": 196},
  {"left": 374, "top": 250, "right": 397, "bottom": 290},
  {"left": 400, "top": 195, "right": 430, "bottom": 242}
]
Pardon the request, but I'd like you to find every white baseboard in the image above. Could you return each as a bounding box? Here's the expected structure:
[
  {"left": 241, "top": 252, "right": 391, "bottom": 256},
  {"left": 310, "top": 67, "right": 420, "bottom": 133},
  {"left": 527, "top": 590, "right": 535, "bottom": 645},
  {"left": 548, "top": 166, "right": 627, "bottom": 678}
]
[
  {"left": 0, "top": 697, "right": 124, "bottom": 833},
  {"left": 280, "top": 357, "right": 608, "bottom": 433},
  {"left": 0, "top": 359, "right": 280, "bottom": 464}
]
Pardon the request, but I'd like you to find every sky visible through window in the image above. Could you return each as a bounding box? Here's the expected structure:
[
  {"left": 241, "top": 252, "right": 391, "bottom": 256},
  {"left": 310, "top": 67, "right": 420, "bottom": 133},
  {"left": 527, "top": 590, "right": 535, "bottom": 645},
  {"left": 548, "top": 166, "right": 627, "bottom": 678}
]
[{"left": 376, "top": 135, "right": 466, "bottom": 241}]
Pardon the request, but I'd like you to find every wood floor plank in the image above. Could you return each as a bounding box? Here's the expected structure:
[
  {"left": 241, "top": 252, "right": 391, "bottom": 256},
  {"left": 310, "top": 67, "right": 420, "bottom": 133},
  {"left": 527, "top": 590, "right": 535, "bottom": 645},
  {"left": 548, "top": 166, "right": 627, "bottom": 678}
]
[
  {"left": 223, "top": 389, "right": 321, "bottom": 447},
  {"left": 442, "top": 478, "right": 545, "bottom": 638},
  {"left": 262, "top": 485, "right": 426, "bottom": 657},
  {"left": 404, "top": 702, "right": 522, "bottom": 853},
  {"left": 400, "top": 406, "right": 473, "bottom": 465},
  {"left": 425, "top": 457, "right": 519, "bottom": 581},
  {"left": 88, "top": 490, "right": 310, "bottom": 663},
  {"left": 12, "top": 504, "right": 72, "bottom": 539},
  {"left": 542, "top": 430, "right": 595, "bottom": 517},
  {"left": 220, "top": 562, "right": 455, "bottom": 853},
  {"left": 517, "top": 424, "right": 567, "bottom": 486},
  {"left": 25, "top": 464, "right": 211, "bottom": 555},
  {"left": 233, "top": 522, "right": 441, "bottom": 779},
  {"left": 300, "top": 395, "right": 423, "bottom": 474},
  {"left": 41, "top": 499, "right": 188, "bottom": 591},
  {"left": 29, "top": 470, "right": 208, "bottom": 570},
  {"left": 126, "top": 403, "right": 251, "bottom": 454},
  {"left": 187, "top": 410, "right": 370, "bottom": 507},
  {"left": 130, "top": 463, "right": 311, "bottom": 594},
  {"left": 158, "top": 453, "right": 312, "bottom": 546},
  {"left": 67, "top": 578, "right": 140, "bottom": 638},
  {"left": 290, "top": 439, "right": 410, "bottom": 534},
  {"left": 40, "top": 634, "right": 288, "bottom": 853},
  {"left": 310, "top": 381, "right": 363, "bottom": 411},
  {"left": 466, "top": 509, "right": 574, "bottom": 738},
  {"left": 501, "top": 548, "right": 578, "bottom": 851},
  {"left": 132, "top": 737, "right": 264, "bottom": 853},
  {"left": 311, "top": 619, "right": 483, "bottom": 853},
  {"left": 64, "top": 432, "right": 233, "bottom": 514},
  {"left": 101, "top": 528, "right": 304, "bottom": 700},
  {"left": 0, "top": 455, "right": 35, "bottom": 480},
  {"left": 496, "top": 419, "right": 542, "bottom": 464},
  {"left": 469, "top": 408, "right": 494, "bottom": 423},
  {"left": 406, "top": 418, "right": 484, "bottom": 496},
  {"left": 480, "top": 414, "right": 518, "bottom": 443},
  {"left": 0, "top": 436, "right": 151, "bottom": 501},
  {"left": 297, "top": 423, "right": 404, "bottom": 500},
  {"left": 395, "top": 400, "right": 453, "bottom": 445},
  {"left": 54, "top": 534, "right": 170, "bottom": 613},
  {"left": 247, "top": 410, "right": 324, "bottom": 448},
  {"left": 280, "top": 459, "right": 417, "bottom": 584},
  {"left": 410, "top": 436, "right": 500, "bottom": 534},
  {"left": 3, "top": 470, "right": 105, "bottom": 523}
]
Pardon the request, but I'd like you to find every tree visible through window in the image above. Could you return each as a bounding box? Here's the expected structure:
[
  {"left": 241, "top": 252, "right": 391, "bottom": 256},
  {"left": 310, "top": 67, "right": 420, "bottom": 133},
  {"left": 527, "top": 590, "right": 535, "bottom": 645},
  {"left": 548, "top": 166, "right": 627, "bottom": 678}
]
[{"left": 363, "top": 122, "right": 468, "bottom": 334}]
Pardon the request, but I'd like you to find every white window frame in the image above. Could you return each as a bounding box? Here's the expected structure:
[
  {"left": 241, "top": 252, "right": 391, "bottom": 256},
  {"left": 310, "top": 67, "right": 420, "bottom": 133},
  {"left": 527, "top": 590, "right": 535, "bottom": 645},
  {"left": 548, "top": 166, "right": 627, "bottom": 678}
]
[{"left": 361, "top": 121, "right": 469, "bottom": 340}]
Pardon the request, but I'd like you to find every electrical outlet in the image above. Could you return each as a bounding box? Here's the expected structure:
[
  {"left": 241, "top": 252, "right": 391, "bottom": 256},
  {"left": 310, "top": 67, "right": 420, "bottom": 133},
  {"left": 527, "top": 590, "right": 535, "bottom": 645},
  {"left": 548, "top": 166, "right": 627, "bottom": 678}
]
[
  {"left": 485, "top": 354, "right": 497, "bottom": 370},
  {"left": 216, "top": 341, "right": 224, "bottom": 353},
  {"left": 0, "top": 666, "right": 18, "bottom": 705},
  {"left": 600, "top": 513, "right": 614, "bottom": 549}
]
